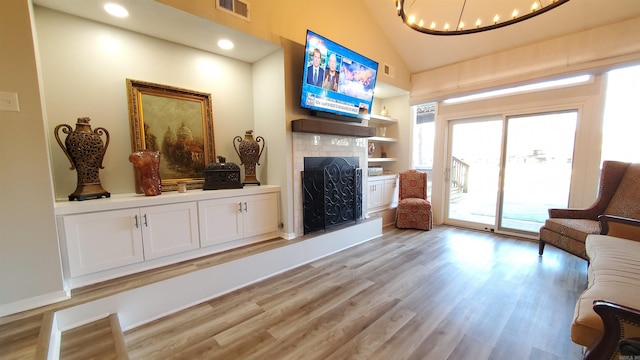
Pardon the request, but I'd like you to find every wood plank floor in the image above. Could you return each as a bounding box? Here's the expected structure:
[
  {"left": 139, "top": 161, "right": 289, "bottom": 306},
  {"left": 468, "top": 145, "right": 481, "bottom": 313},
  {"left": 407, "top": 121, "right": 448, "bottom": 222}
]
[{"left": 122, "top": 226, "right": 588, "bottom": 360}]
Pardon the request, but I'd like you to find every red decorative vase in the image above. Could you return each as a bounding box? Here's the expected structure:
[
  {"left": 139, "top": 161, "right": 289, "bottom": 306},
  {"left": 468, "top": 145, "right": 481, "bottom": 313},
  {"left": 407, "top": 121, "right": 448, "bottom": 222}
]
[{"left": 129, "top": 150, "right": 162, "bottom": 196}]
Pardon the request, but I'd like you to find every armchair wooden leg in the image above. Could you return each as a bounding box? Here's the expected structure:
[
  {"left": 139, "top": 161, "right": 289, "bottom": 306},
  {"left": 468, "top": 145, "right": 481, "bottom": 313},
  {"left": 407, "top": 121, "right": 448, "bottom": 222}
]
[{"left": 539, "top": 240, "right": 546, "bottom": 256}]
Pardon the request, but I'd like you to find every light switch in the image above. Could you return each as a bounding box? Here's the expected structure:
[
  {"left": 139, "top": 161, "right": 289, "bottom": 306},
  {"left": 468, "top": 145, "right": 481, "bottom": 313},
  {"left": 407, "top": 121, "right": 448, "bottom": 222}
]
[{"left": 0, "top": 91, "right": 20, "bottom": 112}]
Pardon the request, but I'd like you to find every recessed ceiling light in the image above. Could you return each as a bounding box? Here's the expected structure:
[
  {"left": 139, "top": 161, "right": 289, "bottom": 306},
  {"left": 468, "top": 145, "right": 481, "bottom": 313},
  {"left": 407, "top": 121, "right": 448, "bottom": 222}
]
[
  {"left": 217, "top": 39, "right": 234, "bottom": 50},
  {"left": 104, "top": 3, "right": 129, "bottom": 18}
]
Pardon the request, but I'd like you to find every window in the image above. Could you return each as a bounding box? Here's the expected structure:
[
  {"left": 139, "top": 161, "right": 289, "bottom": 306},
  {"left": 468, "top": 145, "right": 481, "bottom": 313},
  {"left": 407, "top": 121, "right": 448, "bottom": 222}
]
[
  {"left": 601, "top": 64, "right": 640, "bottom": 163},
  {"left": 413, "top": 102, "right": 436, "bottom": 171}
]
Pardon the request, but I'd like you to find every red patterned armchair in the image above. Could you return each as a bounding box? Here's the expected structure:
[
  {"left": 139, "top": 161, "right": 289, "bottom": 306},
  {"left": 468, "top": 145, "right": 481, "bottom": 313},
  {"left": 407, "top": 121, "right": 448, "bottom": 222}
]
[{"left": 395, "top": 169, "right": 433, "bottom": 230}]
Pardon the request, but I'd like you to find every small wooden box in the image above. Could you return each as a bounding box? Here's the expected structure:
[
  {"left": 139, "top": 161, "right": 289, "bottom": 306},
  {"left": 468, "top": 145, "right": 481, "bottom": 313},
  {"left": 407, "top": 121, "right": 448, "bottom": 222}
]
[{"left": 203, "top": 161, "right": 243, "bottom": 190}]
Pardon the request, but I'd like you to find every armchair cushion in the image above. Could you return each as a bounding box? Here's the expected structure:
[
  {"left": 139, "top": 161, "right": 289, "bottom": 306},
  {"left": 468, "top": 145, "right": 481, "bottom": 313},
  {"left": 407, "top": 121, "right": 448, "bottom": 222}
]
[
  {"left": 542, "top": 218, "right": 600, "bottom": 242},
  {"left": 572, "top": 234, "right": 640, "bottom": 348}
]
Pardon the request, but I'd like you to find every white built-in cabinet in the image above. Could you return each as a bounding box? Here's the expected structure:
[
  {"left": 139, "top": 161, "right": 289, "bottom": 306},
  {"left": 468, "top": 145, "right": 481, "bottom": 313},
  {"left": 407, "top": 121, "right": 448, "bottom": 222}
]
[
  {"left": 61, "top": 208, "right": 145, "bottom": 277},
  {"left": 367, "top": 175, "right": 398, "bottom": 213},
  {"left": 140, "top": 202, "right": 199, "bottom": 260},
  {"left": 55, "top": 186, "right": 280, "bottom": 288},
  {"left": 61, "top": 202, "right": 199, "bottom": 277},
  {"left": 199, "top": 192, "right": 279, "bottom": 247}
]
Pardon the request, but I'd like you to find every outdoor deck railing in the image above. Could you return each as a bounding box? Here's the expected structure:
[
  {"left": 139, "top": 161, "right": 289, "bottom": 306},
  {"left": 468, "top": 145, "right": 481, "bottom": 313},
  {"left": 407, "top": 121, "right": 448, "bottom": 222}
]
[{"left": 451, "top": 157, "right": 469, "bottom": 193}]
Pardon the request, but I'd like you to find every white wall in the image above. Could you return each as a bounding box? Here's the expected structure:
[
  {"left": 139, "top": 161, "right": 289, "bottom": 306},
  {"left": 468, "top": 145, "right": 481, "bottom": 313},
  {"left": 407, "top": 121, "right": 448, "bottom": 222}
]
[
  {"left": 253, "top": 49, "right": 288, "bottom": 233},
  {"left": 35, "top": 7, "right": 260, "bottom": 198},
  {"left": 0, "top": 1, "right": 65, "bottom": 315}
]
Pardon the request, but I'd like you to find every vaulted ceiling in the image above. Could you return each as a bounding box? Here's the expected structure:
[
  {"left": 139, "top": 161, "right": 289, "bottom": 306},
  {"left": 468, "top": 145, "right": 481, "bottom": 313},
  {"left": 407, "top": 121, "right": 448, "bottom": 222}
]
[
  {"left": 32, "top": 0, "right": 640, "bottom": 97},
  {"left": 364, "top": 0, "right": 640, "bottom": 73}
]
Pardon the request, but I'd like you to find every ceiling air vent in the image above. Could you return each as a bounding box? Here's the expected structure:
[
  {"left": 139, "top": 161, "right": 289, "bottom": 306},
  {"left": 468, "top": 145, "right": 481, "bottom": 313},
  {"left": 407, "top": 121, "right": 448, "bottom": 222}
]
[
  {"left": 216, "top": 0, "right": 250, "bottom": 21},
  {"left": 382, "top": 63, "right": 395, "bottom": 78}
]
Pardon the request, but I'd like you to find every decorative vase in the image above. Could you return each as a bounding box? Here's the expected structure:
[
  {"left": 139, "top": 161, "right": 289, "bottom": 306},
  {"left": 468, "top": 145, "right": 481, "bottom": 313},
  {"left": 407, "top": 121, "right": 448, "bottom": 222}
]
[
  {"left": 129, "top": 150, "right": 162, "bottom": 196},
  {"left": 54, "top": 117, "right": 111, "bottom": 201},
  {"left": 233, "top": 130, "right": 265, "bottom": 185},
  {"left": 368, "top": 142, "right": 376, "bottom": 157}
]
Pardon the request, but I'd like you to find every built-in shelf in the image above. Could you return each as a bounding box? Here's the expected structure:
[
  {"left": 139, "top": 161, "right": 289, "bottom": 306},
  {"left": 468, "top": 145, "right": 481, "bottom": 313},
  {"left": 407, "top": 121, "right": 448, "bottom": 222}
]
[
  {"left": 368, "top": 136, "right": 397, "bottom": 142},
  {"left": 368, "top": 114, "right": 397, "bottom": 126},
  {"left": 368, "top": 158, "right": 397, "bottom": 162},
  {"left": 292, "top": 119, "right": 376, "bottom": 137}
]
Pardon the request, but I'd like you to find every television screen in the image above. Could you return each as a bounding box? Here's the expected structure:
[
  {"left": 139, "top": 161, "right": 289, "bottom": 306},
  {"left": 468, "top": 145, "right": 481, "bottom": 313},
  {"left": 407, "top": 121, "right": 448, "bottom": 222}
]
[{"left": 300, "top": 30, "right": 379, "bottom": 122}]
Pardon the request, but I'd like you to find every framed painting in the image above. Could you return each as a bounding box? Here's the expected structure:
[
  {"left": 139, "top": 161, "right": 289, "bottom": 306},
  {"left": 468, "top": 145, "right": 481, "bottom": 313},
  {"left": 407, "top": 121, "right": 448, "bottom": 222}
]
[{"left": 126, "top": 79, "right": 215, "bottom": 191}]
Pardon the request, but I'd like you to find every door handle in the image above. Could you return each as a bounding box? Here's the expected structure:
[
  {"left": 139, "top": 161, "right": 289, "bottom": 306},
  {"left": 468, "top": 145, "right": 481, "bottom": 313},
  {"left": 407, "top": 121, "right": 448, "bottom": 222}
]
[
  {"left": 134, "top": 214, "right": 139, "bottom": 228},
  {"left": 143, "top": 214, "right": 148, "bottom": 227}
]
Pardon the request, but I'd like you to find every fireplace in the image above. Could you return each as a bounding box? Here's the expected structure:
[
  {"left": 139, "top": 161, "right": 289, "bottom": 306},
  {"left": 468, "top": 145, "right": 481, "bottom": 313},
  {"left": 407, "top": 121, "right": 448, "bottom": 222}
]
[{"left": 302, "top": 157, "right": 362, "bottom": 234}]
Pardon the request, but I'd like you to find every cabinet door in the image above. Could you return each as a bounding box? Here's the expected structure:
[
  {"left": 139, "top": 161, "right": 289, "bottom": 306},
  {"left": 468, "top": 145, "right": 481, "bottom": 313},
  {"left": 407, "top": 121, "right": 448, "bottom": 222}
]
[
  {"left": 62, "top": 209, "right": 144, "bottom": 277},
  {"left": 242, "top": 193, "right": 279, "bottom": 238},
  {"left": 368, "top": 180, "right": 384, "bottom": 209},
  {"left": 198, "top": 197, "right": 244, "bottom": 247},
  {"left": 383, "top": 178, "right": 398, "bottom": 207},
  {"left": 141, "top": 202, "right": 200, "bottom": 260}
]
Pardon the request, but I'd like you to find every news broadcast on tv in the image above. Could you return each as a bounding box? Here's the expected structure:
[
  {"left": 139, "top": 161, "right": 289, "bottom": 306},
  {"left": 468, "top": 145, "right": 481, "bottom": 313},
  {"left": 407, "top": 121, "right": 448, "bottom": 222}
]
[{"left": 300, "top": 30, "right": 379, "bottom": 121}]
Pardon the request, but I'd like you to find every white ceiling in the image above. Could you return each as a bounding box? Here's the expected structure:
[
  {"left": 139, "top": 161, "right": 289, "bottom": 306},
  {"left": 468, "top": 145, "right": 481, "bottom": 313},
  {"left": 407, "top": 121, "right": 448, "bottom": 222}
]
[
  {"left": 32, "top": 0, "right": 640, "bottom": 98},
  {"left": 366, "top": 0, "right": 640, "bottom": 73}
]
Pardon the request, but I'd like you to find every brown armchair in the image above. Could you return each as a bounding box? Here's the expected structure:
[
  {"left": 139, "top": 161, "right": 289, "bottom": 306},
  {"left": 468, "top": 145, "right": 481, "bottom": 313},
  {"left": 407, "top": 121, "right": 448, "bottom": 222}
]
[{"left": 538, "top": 160, "right": 640, "bottom": 260}]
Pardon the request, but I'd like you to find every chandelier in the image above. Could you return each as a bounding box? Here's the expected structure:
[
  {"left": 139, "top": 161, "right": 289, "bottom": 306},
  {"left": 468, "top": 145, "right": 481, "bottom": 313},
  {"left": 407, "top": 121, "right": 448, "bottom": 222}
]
[{"left": 396, "top": 0, "right": 571, "bottom": 36}]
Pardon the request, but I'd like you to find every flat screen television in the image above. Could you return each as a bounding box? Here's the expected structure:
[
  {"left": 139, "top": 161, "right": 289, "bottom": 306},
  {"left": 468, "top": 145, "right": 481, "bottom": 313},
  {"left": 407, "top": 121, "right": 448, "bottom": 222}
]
[{"left": 300, "top": 30, "right": 379, "bottom": 123}]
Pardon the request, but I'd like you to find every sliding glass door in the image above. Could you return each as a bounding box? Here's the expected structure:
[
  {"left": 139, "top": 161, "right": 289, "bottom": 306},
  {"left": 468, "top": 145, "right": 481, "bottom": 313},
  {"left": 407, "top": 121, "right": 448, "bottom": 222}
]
[
  {"left": 500, "top": 112, "right": 577, "bottom": 233},
  {"left": 447, "top": 118, "right": 503, "bottom": 227},
  {"left": 446, "top": 111, "right": 577, "bottom": 235}
]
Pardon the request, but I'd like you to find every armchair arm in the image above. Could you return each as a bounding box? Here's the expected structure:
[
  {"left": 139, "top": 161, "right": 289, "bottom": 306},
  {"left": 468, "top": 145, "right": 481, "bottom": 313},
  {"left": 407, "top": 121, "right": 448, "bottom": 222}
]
[
  {"left": 598, "top": 215, "right": 640, "bottom": 235},
  {"left": 549, "top": 161, "right": 630, "bottom": 221},
  {"left": 585, "top": 300, "right": 640, "bottom": 360},
  {"left": 548, "top": 207, "right": 601, "bottom": 220}
]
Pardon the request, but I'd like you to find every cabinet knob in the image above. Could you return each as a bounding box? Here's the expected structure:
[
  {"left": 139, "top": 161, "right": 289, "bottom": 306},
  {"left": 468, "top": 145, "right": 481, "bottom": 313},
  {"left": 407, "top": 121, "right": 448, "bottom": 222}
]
[
  {"left": 243, "top": 202, "right": 248, "bottom": 212},
  {"left": 238, "top": 202, "right": 243, "bottom": 212}
]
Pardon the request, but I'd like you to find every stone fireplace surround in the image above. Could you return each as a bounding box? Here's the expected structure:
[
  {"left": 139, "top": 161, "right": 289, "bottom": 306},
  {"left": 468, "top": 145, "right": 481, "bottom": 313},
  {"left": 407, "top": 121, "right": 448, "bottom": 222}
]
[{"left": 292, "top": 130, "right": 369, "bottom": 237}]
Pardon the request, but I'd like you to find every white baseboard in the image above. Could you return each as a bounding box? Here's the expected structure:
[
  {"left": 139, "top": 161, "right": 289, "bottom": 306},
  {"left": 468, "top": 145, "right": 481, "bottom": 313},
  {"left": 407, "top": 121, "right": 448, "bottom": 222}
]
[{"left": 0, "top": 290, "right": 69, "bottom": 318}]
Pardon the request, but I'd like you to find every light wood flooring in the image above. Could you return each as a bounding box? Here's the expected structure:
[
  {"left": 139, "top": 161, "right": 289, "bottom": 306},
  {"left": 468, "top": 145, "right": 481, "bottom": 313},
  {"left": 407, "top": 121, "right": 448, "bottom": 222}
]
[{"left": 1, "top": 225, "right": 588, "bottom": 359}]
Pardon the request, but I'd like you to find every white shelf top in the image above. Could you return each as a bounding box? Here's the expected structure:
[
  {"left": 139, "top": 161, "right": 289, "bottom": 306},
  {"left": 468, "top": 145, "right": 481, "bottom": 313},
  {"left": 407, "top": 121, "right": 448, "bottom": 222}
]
[
  {"left": 367, "top": 174, "right": 398, "bottom": 181},
  {"left": 54, "top": 185, "right": 281, "bottom": 215},
  {"left": 368, "top": 114, "right": 397, "bottom": 125},
  {"left": 368, "top": 136, "right": 397, "bottom": 142},
  {"left": 367, "top": 157, "right": 397, "bottom": 162}
]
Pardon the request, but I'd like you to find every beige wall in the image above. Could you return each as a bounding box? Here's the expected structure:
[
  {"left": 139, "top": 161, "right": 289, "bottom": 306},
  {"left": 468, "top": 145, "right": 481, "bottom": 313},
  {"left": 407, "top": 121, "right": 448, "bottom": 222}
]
[
  {"left": 0, "top": 0, "right": 65, "bottom": 313},
  {"left": 36, "top": 7, "right": 259, "bottom": 199},
  {"left": 157, "top": 0, "right": 412, "bottom": 92}
]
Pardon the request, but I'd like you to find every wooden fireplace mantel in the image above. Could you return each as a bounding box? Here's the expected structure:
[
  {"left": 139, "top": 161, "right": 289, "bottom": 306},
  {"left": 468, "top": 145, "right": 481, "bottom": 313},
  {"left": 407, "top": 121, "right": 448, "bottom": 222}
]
[{"left": 291, "top": 119, "right": 376, "bottom": 138}]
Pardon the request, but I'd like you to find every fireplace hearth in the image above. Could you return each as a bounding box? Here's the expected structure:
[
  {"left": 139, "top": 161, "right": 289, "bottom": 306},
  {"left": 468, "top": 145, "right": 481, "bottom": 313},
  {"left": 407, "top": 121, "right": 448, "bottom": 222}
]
[{"left": 302, "top": 157, "right": 362, "bottom": 234}]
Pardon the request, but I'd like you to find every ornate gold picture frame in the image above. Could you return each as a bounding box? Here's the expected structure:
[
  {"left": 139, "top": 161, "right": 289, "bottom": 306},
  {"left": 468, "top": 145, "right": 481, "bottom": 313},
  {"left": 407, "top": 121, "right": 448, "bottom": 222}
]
[{"left": 126, "top": 79, "right": 215, "bottom": 191}]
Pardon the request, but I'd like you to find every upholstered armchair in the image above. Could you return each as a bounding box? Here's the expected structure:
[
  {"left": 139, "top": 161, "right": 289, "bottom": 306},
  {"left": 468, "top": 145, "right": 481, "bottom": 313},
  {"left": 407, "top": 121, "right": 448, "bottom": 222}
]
[
  {"left": 395, "top": 169, "right": 432, "bottom": 230},
  {"left": 539, "top": 160, "right": 640, "bottom": 260}
]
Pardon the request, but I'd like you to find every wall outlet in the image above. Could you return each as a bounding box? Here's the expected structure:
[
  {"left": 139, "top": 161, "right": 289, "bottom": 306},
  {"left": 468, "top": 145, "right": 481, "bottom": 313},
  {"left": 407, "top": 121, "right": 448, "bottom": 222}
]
[{"left": 0, "top": 91, "right": 20, "bottom": 112}]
